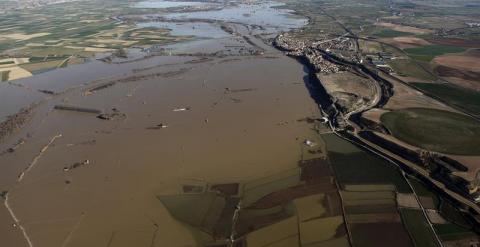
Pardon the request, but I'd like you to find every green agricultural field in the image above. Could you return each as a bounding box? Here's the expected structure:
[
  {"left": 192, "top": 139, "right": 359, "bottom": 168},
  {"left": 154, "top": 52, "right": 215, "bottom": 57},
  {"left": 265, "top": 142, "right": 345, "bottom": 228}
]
[
  {"left": 388, "top": 59, "right": 436, "bottom": 81},
  {"left": 381, "top": 108, "right": 480, "bottom": 155},
  {"left": 350, "top": 222, "right": 414, "bottom": 247},
  {"left": 323, "top": 134, "right": 412, "bottom": 193},
  {"left": 434, "top": 223, "right": 477, "bottom": 241},
  {"left": 327, "top": 151, "right": 413, "bottom": 192},
  {"left": 409, "top": 178, "right": 477, "bottom": 241},
  {"left": 373, "top": 29, "right": 413, "bottom": 38},
  {"left": 404, "top": 45, "right": 466, "bottom": 62},
  {"left": 413, "top": 82, "right": 480, "bottom": 116},
  {"left": 400, "top": 208, "right": 440, "bottom": 247}
]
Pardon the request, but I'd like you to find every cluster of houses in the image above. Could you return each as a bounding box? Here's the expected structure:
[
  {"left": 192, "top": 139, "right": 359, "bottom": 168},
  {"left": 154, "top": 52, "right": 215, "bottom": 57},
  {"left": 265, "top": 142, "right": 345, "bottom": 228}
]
[
  {"left": 274, "top": 34, "right": 341, "bottom": 74},
  {"left": 275, "top": 33, "right": 397, "bottom": 74}
]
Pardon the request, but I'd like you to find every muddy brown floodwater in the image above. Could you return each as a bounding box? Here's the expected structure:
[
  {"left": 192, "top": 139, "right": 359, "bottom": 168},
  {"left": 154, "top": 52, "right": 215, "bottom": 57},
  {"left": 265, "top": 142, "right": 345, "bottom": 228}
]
[
  {"left": 0, "top": 1, "right": 322, "bottom": 245},
  {"left": 0, "top": 29, "right": 324, "bottom": 246}
]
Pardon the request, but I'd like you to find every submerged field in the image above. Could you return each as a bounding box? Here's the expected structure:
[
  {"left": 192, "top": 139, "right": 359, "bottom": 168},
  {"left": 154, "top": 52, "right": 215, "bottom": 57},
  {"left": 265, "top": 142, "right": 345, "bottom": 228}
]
[{"left": 381, "top": 108, "right": 480, "bottom": 155}]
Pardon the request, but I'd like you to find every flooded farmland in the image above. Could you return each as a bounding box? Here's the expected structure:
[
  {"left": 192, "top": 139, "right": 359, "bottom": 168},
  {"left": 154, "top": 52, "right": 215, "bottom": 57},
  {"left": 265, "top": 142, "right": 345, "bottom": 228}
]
[
  {"left": 0, "top": 0, "right": 459, "bottom": 247},
  {"left": 137, "top": 22, "right": 230, "bottom": 39},
  {"left": 0, "top": 51, "right": 323, "bottom": 247},
  {"left": 0, "top": 2, "right": 319, "bottom": 245}
]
